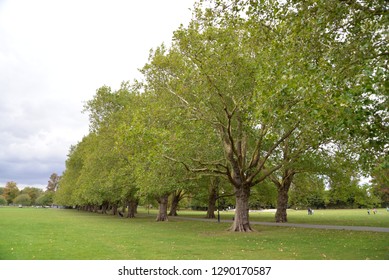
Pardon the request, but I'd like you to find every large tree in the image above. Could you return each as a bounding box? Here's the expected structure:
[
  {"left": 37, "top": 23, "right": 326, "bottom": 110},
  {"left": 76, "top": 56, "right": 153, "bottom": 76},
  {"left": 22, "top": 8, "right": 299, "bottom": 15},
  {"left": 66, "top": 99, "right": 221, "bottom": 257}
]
[
  {"left": 3, "top": 181, "right": 19, "bottom": 204},
  {"left": 20, "top": 187, "right": 43, "bottom": 205},
  {"left": 142, "top": 0, "right": 387, "bottom": 231},
  {"left": 47, "top": 173, "right": 61, "bottom": 192}
]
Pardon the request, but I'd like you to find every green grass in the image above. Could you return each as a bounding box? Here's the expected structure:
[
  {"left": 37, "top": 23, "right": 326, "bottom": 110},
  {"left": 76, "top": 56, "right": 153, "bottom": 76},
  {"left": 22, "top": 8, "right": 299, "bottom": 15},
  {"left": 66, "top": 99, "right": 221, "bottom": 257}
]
[
  {"left": 178, "top": 208, "right": 389, "bottom": 227},
  {"left": 0, "top": 207, "right": 388, "bottom": 260}
]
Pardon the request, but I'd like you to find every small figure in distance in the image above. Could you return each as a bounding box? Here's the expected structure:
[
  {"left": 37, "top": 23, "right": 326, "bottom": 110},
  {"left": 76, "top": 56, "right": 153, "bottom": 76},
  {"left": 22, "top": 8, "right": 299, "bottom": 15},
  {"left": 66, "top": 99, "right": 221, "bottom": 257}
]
[
  {"left": 373, "top": 208, "right": 377, "bottom": 215},
  {"left": 307, "top": 207, "right": 312, "bottom": 215},
  {"left": 367, "top": 208, "right": 370, "bottom": 215}
]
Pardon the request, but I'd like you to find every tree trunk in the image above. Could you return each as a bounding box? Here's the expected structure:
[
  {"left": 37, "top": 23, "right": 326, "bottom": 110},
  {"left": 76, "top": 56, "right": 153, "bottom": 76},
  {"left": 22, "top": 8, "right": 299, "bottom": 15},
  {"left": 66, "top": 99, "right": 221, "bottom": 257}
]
[
  {"left": 112, "top": 204, "right": 118, "bottom": 216},
  {"left": 156, "top": 194, "right": 169, "bottom": 222},
  {"left": 275, "top": 185, "right": 289, "bottom": 223},
  {"left": 275, "top": 171, "right": 294, "bottom": 223},
  {"left": 101, "top": 202, "right": 108, "bottom": 214},
  {"left": 168, "top": 190, "right": 182, "bottom": 216},
  {"left": 126, "top": 199, "right": 138, "bottom": 218},
  {"left": 230, "top": 185, "right": 253, "bottom": 232},
  {"left": 205, "top": 179, "right": 218, "bottom": 219}
]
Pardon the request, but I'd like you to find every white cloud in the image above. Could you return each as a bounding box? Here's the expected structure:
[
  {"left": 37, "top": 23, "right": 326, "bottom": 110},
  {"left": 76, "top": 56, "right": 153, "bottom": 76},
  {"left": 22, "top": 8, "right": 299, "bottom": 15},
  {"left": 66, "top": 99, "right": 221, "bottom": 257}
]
[{"left": 0, "top": 0, "right": 195, "bottom": 188}]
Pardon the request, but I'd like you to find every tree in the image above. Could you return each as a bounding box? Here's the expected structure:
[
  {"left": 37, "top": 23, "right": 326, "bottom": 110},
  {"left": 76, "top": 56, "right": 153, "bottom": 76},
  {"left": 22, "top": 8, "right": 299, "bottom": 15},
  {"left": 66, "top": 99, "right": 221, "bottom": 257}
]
[
  {"left": 143, "top": 0, "right": 373, "bottom": 231},
  {"left": 47, "top": 173, "right": 61, "bottom": 192},
  {"left": 3, "top": 181, "right": 19, "bottom": 204},
  {"left": 371, "top": 156, "right": 389, "bottom": 206},
  {"left": 250, "top": 180, "right": 277, "bottom": 209},
  {"left": 55, "top": 141, "right": 86, "bottom": 207},
  {"left": 20, "top": 187, "right": 43, "bottom": 205},
  {"left": 13, "top": 194, "right": 32, "bottom": 206},
  {"left": 0, "top": 195, "right": 7, "bottom": 206},
  {"left": 289, "top": 174, "right": 328, "bottom": 209},
  {"left": 36, "top": 192, "right": 54, "bottom": 206}
]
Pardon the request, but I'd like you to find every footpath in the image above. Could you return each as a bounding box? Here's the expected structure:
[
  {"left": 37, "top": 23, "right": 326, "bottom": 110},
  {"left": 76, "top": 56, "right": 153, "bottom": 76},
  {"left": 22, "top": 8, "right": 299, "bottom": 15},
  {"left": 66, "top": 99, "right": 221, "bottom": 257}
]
[{"left": 170, "top": 216, "right": 389, "bottom": 233}]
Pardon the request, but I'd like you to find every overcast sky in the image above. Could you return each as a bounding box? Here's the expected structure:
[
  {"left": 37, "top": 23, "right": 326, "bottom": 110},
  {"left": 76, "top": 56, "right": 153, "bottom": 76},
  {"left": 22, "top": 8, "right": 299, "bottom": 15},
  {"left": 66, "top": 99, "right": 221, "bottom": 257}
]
[{"left": 0, "top": 0, "right": 195, "bottom": 189}]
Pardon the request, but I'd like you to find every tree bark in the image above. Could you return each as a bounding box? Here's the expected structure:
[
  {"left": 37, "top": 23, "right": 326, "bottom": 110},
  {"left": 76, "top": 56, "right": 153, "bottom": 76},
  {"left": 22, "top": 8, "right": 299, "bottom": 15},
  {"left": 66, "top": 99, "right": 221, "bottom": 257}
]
[
  {"left": 275, "top": 185, "right": 289, "bottom": 223},
  {"left": 101, "top": 202, "right": 108, "bottom": 214},
  {"left": 275, "top": 171, "right": 295, "bottom": 223},
  {"left": 156, "top": 194, "right": 169, "bottom": 222},
  {"left": 126, "top": 199, "right": 138, "bottom": 218},
  {"left": 205, "top": 178, "right": 218, "bottom": 219},
  {"left": 112, "top": 204, "right": 118, "bottom": 216},
  {"left": 168, "top": 190, "right": 182, "bottom": 216},
  {"left": 230, "top": 185, "right": 253, "bottom": 232}
]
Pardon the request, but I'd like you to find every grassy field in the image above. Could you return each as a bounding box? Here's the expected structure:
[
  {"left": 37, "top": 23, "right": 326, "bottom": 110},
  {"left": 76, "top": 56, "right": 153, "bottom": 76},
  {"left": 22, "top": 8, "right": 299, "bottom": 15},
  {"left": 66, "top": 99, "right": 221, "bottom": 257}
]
[
  {"left": 0, "top": 207, "right": 388, "bottom": 260},
  {"left": 179, "top": 208, "right": 389, "bottom": 227}
]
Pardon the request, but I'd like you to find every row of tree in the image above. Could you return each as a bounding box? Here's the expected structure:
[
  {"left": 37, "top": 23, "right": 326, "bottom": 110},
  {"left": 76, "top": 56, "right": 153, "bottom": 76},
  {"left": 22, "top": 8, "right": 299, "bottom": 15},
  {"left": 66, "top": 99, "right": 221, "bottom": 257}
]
[
  {"left": 0, "top": 173, "right": 60, "bottom": 206},
  {"left": 55, "top": 0, "right": 388, "bottom": 231}
]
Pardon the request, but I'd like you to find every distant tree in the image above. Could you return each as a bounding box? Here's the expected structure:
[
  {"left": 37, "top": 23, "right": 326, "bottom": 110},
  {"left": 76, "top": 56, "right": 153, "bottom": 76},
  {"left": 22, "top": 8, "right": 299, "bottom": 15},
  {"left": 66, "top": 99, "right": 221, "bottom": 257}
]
[
  {"left": 0, "top": 195, "right": 7, "bottom": 205},
  {"left": 0, "top": 187, "right": 4, "bottom": 196},
  {"left": 3, "top": 181, "right": 19, "bottom": 204},
  {"left": 289, "top": 174, "right": 327, "bottom": 209},
  {"left": 20, "top": 187, "right": 43, "bottom": 205},
  {"left": 36, "top": 192, "right": 54, "bottom": 206},
  {"left": 250, "top": 181, "right": 277, "bottom": 209},
  {"left": 327, "top": 175, "right": 373, "bottom": 209},
  {"left": 13, "top": 194, "right": 32, "bottom": 206},
  {"left": 47, "top": 173, "right": 61, "bottom": 192}
]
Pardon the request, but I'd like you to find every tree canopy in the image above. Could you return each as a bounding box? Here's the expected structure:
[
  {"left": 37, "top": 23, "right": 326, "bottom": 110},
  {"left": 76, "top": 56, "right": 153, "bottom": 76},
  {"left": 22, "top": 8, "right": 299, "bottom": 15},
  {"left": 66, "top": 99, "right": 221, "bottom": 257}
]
[{"left": 56, "top": 0, "right": 388, "bottom": 231}]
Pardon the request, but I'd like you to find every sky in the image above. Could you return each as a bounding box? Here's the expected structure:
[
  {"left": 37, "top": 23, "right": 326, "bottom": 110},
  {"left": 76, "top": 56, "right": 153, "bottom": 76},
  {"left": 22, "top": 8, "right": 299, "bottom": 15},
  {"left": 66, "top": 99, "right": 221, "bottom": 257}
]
[{"left": 0, "top": 0, "right": 196, "bottom": 189}]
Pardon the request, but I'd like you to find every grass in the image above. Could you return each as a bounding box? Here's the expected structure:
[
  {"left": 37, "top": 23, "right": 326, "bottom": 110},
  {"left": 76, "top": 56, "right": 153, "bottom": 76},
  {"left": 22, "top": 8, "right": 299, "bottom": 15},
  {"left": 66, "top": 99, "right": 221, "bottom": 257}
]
[
  {"left": 0, "top": 207, "right": 388, "bottom": 260},
  {"left": 178, "top": 208, "right": 389, "bottom": 227}
]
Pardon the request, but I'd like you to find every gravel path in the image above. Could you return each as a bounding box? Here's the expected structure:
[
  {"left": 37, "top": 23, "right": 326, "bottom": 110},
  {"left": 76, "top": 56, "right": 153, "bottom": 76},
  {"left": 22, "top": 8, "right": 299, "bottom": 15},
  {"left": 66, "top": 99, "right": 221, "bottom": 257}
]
[{"left": 170, "top": 216, "right": 389, "bottom": 233}]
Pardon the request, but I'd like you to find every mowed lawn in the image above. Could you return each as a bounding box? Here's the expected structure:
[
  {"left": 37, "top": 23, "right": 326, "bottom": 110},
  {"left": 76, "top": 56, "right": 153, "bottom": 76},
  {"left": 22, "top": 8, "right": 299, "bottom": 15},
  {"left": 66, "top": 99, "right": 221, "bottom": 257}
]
[
  {"left": 181, "top": 208, "right": 389, "bottom": 227},
  {"left": 0, "top": 207, "right": 388, "bottom": 260}
]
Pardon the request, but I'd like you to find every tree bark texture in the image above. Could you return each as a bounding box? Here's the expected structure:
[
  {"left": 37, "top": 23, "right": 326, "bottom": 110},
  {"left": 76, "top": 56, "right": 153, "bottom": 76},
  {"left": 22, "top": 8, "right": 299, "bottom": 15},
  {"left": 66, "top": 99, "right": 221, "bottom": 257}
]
[
  {"left": 206, "top": 188, "right": 217, "bottom": 219},
  {"left": 156, "top": 194, "right": 169, "bottom": 222},
  {"left": 275, "top": 171, "right": 295, "bottom": 223},
  {"left": 168, "top": 190, "right": 182, "bottom": 216},
  {"left": 230, "top": 186, "right": 253, "bottom": 232},
  {"left": 205, "top": 178, "right": 218, "bottom": 219}
]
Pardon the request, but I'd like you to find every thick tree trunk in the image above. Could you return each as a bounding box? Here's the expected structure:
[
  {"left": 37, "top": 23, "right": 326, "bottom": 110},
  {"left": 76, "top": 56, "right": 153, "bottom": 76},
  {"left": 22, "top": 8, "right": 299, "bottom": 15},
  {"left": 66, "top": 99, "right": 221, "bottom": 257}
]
[
  {"left": 156, "top": 194, "right": 169, "bottom": 222},
  {"left": 101, "top": 202, "right": 108, "bottom": 214},
  {"left": 275, "top": 171, "right": 294, "bottom": 223},
  {"left": 275, "top": 185, "right": 289, "bottom": 223},
  {"left": 126, "top": 199, "right": 138, "bottom": 218},
  {"left": 205, "top": 180, "right": 218, "bottom": 219},
  {"left": 168, "top": 190, "right": 182, "bottom": 216},
  {"left": 230, "top": 186, "right": 253, "bottom": 232}
]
